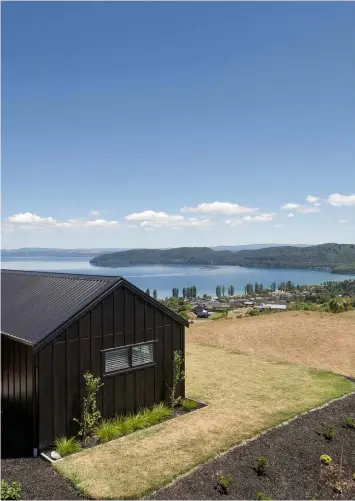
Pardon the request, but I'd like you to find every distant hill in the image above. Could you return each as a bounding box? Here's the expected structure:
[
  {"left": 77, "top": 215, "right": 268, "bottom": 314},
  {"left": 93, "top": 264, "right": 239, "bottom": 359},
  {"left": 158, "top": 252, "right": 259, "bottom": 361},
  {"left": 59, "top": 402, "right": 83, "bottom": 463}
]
[
  {"left": 1, "top": 243, "right": 306, "bottom": 258},
  {"left": 90, "top": 243, "right": 355, "bottom": 274},
  {"left": 1, "top": 248, "right": 127, "bottom": 259},
  {"left": 211, "top": 244, "right": 308, "bottom": 252}
]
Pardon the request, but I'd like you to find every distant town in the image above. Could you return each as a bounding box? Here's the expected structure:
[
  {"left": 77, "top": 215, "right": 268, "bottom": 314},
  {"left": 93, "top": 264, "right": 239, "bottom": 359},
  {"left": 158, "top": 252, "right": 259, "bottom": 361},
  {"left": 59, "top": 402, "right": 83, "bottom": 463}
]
[{"left": 151, "top": 278, "right": 355, "bottom": 320}]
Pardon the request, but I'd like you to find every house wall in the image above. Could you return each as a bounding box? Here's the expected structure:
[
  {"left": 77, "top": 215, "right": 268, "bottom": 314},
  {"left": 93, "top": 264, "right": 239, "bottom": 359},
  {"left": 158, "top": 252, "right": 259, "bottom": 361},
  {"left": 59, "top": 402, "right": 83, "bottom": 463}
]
[
  {"left": 34, "top": 284, "right": 185, "bottom": 450},
  {"left": 1, "top": 336, "right": 34, "bottom": 457}
]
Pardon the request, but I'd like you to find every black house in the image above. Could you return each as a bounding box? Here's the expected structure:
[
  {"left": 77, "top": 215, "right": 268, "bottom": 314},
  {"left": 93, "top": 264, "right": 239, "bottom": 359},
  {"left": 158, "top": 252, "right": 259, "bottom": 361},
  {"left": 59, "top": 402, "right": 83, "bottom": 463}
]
[{"left": 1, "top": 270, "right": 187, "bottom": 457}]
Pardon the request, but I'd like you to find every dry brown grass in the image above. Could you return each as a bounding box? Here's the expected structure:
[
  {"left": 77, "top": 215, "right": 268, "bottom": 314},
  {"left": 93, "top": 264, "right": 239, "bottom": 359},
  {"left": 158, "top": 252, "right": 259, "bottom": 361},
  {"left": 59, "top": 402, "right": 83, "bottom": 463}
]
[
  {"left": 55, "top": 342, "right": 354, "bottom": 499},
  {"left": 189, "top": 311, "right": 355, "bottom": 377}
]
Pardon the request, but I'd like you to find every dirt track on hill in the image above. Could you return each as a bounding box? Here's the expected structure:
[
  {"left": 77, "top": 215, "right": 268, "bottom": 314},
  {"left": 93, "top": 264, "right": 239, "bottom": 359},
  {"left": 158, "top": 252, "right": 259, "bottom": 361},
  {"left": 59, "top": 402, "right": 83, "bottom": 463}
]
[{"left": 189, "top": 311, "right": 355, "bottom": 377}]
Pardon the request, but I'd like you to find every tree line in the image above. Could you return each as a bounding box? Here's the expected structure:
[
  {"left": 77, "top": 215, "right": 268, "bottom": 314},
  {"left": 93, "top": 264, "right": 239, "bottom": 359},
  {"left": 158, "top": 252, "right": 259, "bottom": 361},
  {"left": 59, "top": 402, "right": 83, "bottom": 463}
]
[
  {"left": 145, "top": 289, "right": 157, "bottom": 300},
  {"left": 145, "top": 278, "right": 355, "bottom": 301},
  {"left": 145, "top": 286, "right": 198, "bottom": 301}
]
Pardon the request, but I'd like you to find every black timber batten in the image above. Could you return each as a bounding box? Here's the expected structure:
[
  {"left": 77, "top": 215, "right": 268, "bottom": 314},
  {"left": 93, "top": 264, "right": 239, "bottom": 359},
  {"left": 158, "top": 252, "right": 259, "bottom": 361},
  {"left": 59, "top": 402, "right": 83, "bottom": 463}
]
[
  {"left": 2, "top": 269, "right": 187, "bottom": 455},
  {"left": 1, "top": 270, "right": 188, "bottom": 351}
]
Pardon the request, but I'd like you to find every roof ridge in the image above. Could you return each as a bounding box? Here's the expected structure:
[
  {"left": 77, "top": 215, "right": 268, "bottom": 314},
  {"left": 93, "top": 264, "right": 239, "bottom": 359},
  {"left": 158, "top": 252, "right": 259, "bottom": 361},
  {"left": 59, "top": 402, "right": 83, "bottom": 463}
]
[{"left": 1, "top": 269, "right": 121, "bottom": 283}]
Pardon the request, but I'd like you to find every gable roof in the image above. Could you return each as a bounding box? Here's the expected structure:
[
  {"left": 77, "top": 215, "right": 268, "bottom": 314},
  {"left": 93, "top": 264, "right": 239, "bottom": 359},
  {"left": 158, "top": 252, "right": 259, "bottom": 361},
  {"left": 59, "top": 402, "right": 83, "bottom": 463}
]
[{"left": 1, "top": 270, "right": 188, "bottom": 348}]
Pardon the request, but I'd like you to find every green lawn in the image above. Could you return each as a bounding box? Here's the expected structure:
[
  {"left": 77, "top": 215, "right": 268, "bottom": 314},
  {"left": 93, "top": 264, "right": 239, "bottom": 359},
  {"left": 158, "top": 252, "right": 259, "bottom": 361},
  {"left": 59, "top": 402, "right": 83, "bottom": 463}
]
[{"left": 55, "top": 342, "right": 354, "bottom": 499}]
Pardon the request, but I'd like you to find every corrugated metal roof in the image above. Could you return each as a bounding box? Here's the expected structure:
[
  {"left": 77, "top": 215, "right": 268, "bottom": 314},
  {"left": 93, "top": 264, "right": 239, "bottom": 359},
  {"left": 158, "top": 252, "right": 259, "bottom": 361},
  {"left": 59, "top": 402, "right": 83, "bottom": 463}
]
[{"left": 1, "top": 270, "right": 120, "bottom": 346}]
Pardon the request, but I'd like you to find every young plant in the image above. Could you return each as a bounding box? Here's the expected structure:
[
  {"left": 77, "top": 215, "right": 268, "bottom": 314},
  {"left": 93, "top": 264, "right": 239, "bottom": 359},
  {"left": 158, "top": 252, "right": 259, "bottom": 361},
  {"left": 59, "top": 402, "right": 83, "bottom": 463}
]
[
  {"left": 94, "top": 420, "right": 120, "bottom": 443},
  {"left": 344, "top": 416, "right": 355, "bottom": 429},
  {"left": 146, "top": 403, "right": 172, "bottom": 423},
  {"left": 74, "top": 371, "right": 104, "bottom": 444},
  {"left": 320, "top": 454, "right": 332, "bottom": 465},
  {"left": 1, "top": 480, "right": 22, "bottom": 500},
  {"left": 323, "top": 424, "right": 336, "bottom": 441},
  {"left": 54, "top": 436, "right": 82, "bottom": 456},
  {"left": 216, "top": 472, "right": 233, "bottom": 495},
  {"left": 256, "top": 491, "right": 272, "bottom": 500},
  {"left": 255, "top": 456, "right": 268, "bottom": 476},
  {"left": 168, "top": 351, "right": 185, "bottom": 413},
  {"left": 123, "top": 411, "right": 150, "bottom": 433},
  {"left": 181, "top": 399, "right": 198, "bottom": 411}
]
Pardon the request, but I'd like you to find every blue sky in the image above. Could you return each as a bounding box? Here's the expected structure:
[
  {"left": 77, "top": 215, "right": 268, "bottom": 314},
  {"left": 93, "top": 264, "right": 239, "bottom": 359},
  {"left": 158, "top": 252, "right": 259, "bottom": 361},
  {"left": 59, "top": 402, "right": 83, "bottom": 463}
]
[{"left": 2, "top": 1, "right": 354, "bottom": 249}]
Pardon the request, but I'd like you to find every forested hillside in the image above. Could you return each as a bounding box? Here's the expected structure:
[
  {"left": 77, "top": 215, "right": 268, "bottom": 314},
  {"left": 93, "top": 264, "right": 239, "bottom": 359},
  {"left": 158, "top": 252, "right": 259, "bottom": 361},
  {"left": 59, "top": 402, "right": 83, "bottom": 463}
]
[{"left": 90, "top": 243, "right": 355, "bottom": 273}]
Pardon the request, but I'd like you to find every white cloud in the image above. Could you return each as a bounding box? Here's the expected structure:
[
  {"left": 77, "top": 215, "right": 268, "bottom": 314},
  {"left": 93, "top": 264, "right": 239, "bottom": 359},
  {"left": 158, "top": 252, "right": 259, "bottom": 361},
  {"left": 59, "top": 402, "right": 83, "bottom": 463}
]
[
  {"left": 281, "top": 203, "right": 301, "bottom": 210},
  {"left": 338, "top": 219, "right": 347, "bottom": 223},
  {"left": 125, "top": 210, "right": 184, "bottom": 222},
  {"left": 8, "top": 212, "right": 56, "bottom": 225},
  {"left": 90, "top": 210, "right": 100, "bottom": 217},
  {"left": 297, "top": 207, "right": 320, "bottom": 214},
  {"left": 181, "top": 218, "right": 211, "bottom": 228},
  {"left": 327, "top": 193, "right": 355, "bottom": 206},
  {"left": 55, "top": 222, "right": 72, "bottom": 228},
  {"left": 181, "top": 201, "right": 258, "bottom": 215},
  {"left": 6, "top": 212, "right": 120, "bottom": 230},
  {"left": 125, "top": 209, "right": 212, "bottom": 230},
  {"left": 140, "top": 217, "right": 211, "bottom": 229},
  {"left": 287, "top": 213, "right": 295, "bottom": 218},
  {"left": 243, "top": 212, "right": 276, "bottom": 223},
  {"left": 84, "top": 219, "right": 119, "bottom": 228},
  {"left": 306, "top": 195, "right": 320, "bottom": 204},
  {"left": 225, "top": 219, "right": 243, "bottom": 226},
  {"left": 313, "top": 202, "right": 322, "bottom": 207}
]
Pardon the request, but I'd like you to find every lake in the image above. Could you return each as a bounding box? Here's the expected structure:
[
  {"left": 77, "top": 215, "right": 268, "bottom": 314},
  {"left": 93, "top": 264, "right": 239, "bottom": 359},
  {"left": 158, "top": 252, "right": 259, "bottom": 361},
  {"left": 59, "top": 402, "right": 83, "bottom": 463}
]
[{"left": 1, "top": 258, "right": 354, "bottom": 299}]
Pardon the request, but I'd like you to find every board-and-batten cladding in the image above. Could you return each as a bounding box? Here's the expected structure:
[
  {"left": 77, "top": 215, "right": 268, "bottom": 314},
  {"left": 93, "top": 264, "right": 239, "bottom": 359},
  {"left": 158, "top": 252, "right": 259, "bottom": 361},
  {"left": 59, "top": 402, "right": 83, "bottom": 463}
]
[{"left": 1, "top": 270, "right": 187, "bottom": 455}]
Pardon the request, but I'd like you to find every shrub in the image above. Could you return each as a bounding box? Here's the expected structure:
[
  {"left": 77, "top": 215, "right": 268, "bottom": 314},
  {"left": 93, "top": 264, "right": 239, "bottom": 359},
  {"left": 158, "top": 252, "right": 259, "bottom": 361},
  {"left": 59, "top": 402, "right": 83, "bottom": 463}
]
[
  {"left": 255, "top": 456, "right": 268, "bottom": 476},
  {"left": 1, "top": 480, "right": 22, "bottom": 500},
  {"left": 145, "top": 403, "right": 172, "bottom": 423},
  {"left": 74, "top": 372, "right": 104, "bottom": 443},
  {"left": 328, "top": 297, "right": 352, "bottom": 313},
  {"left": 94, "top": 420, "right": 121, "bottom": 443},
  {"left": 352, "top": 472, "right": 355, "bottom": 481},
  {"left": 94, "top": 404, "right": 172, "bottom": 444},
  {"left": 54, "top": 436, "right": 82, "bottom": 456},
  {"left": 323, "top": 424, "right": 336, "bottom": 441},
  {"left": 248, "top": 308, "right": 260, "bottom": 317},
  {"left": 320, "top": 454, "right": 332, "bottom": 465},
  {"left": 216, "top": 473, "right": 232, "bottom": 494},
  {"left": 344, "top": 416, "right": 355, "bottom": 429},
  {"left": 256, "top": 491, "right": 272, "bottom": 500},
  {"left": 181, "top": 399, "right": 198, "bottom": 411}
]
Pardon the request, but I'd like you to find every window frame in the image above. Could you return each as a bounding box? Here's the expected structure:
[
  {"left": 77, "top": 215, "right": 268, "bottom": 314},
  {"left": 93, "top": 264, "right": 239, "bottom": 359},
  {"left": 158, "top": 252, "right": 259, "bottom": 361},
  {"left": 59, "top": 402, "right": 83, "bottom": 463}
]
[{"left": 101, "top": 340, "right": 157, "bottom": 377}]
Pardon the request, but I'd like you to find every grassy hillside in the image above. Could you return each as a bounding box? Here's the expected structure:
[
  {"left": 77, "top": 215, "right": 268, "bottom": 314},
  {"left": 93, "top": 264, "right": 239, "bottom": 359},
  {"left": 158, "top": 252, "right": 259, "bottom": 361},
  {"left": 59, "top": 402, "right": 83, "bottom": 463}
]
[{"left": 90, "top": 243, "right": 355, "bottom": 273}]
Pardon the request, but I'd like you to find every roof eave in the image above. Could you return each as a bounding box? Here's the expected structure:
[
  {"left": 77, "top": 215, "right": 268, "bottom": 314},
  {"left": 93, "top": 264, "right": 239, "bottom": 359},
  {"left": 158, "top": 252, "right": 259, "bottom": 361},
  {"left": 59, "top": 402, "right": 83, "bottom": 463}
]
[{"left": 1, "top": 330, "right": 34, "bottom": 347}]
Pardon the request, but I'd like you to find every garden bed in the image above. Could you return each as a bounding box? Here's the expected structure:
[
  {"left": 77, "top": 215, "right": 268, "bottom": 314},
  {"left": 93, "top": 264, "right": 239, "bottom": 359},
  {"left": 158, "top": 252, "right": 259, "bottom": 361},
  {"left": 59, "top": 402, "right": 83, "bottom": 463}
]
[
  {"left": 46, "top": 399, "right": 206, "bottom": 461},
  {"left": 149, "top": 393, "right": 355, "bottom": 500}
]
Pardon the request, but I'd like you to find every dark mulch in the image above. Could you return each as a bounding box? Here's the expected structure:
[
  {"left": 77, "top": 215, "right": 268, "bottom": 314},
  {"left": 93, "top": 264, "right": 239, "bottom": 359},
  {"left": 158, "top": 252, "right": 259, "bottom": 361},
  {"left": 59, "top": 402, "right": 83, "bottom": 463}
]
[
  {"left": 1, "top": 458, "right": 84, "bottom": 500},
  {"left": 0, "top": 400, "right": 206, "bottom": 500},
  {"left": 149, "top": 393, "right": 355, "bottom": 500}
]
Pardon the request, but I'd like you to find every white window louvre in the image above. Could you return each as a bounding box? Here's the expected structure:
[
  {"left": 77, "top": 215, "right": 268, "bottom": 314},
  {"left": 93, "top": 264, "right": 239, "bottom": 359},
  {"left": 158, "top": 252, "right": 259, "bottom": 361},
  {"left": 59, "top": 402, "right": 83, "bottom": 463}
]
[
  {"left": 132, "top": 343, "right": 153, "bottom": 367},
  {"left": 105, "top": 347, "right": 129, "bottom": 373}
]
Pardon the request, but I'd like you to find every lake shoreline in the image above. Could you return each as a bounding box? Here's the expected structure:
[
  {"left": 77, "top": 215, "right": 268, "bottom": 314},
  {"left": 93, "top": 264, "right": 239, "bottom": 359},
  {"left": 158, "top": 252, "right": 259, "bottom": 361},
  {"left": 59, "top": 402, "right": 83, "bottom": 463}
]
[
  {"left": 90, "top": 261, "right": 355, "bottom": 276},
  {"left": 2, "top": 260, "right": 354, "bottom": 300}
]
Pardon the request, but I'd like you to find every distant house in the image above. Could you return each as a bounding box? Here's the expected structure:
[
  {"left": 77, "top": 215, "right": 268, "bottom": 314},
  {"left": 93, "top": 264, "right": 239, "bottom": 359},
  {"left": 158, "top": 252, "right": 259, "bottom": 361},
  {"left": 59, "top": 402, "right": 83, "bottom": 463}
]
[
  {"left": 230, "top": 300, "right": 245, "bottom": 309},
  {"left": 256, "top": 303, "right": 287, "bottom": 311},
  {"left": 1, "top": 270, "right": 188, "bottom": 457},
  {"left": 244, "top": 301, "right": 254, "bottom": 306},
  {"left": 210, "top": 302, "right": 230, "bottom": 310}
]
